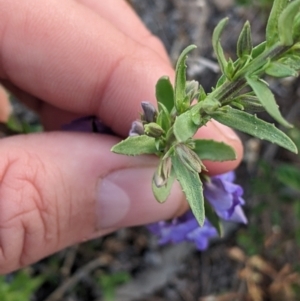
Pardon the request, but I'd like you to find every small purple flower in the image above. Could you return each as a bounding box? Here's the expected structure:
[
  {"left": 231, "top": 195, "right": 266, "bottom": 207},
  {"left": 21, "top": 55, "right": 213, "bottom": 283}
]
[
  {"left": 148, "top": 171, "right": 247, "bottom": 250},
  {"left": 204, "top": 171, "right": 247, "bottom": 224},
  {"left": 148, "top": 211, "right": 218, "bottom": 251},
  {"left": 129, "top": 120, "right": 144, "bottom": 136}
]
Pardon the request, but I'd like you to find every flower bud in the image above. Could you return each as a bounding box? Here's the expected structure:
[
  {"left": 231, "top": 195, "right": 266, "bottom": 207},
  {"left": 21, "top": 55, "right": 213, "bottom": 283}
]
[
  {"left": 144, "top": 122, "right": 164, "bottom": 138},
  {"left": 153, "top": 157, "right": 172, "bottom": 187},
  {"left": 129, "top": 120, "right": 144, "bottom": 136},
  {"left": 175, "top": 144, "right": 204, "bottom": 173},
  {"left": 141, "top": 101, "right": 157, "bottom": 123}
]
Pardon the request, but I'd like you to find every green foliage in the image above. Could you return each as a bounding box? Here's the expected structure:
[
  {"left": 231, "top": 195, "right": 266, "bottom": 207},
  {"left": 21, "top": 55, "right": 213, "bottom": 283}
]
[
  {"left": 0, "top": 270, "right": 44, "bottom": 301},
  {"left": 112, "top": 0, "right": 299, "bottom": 227},
  {"left": 172, "top": 154, "right": 205, "bottom": 226}
]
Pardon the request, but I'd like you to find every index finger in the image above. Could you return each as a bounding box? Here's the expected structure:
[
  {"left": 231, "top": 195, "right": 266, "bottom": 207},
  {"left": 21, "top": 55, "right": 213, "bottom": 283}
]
[{"left": 0, "top": 0, "right": 173, "bottom": 136}]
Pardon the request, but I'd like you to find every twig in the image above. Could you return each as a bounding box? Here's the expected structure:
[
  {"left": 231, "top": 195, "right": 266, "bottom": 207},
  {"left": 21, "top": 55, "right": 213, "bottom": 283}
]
[{"left": 44, "top": 257, "right": 106, "bottom": 301}]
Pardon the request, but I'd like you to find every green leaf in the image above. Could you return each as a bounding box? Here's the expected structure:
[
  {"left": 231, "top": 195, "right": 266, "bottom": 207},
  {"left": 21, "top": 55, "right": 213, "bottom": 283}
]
[
  {"left": 173, "top": 110, "right": 199, "bottom": 142},
  {"left": 204, "top": 201, "right": 223, "bottom": 237},
  {"left": 216, "top": 74, "right": 227, "bottom": 88},
  {"left": 278, "top": 0, "right": 300, "bottom": 46},
  {"left": 193, "top": 139, "right": 236, "bottom": 161},
  {"left": 252, "top": 41, "right": 266, "bottom": 58},
  {"left": 212, "top": 107, "right": 298, "bottom": 154},
  {"left": 111, "top": 135, "right": 157, "bottom": 155},
  {"left": 212, "top": 18, "right": 229, "bottom": 76},
  {"left": 198, "top": 85, "right": 207, "bottom": 102},
  {"left": 292, "top": 12, "right": 300, "bottom": 42},
  {"left": 172, "top": 154, "right": 205, "bottom": 226},
  {"left": 156, "top": 76, "right": 175, "bottom": 113},
  {"left": 152, "top": 170, "right": 175, "bottom": 203},
  {"left": 266, "top": 0, "right": 289, "bottom": 47},
  {"left": 276, "top": 164, "right": 300, "bottom": 192},
  {"left": 174, "top": 45, "right": 197, "bottom": 112},
  {"left": 156, "top": 102, "right": 171, "bottom": 132},
  {"left": 265, "top": 61, "right": 298, "bottom": 77},
  {"left": 279, "top": 54, "right": 300, "bottom": 71},
  {"left": 247, "top": 76, "right": 292, "bottom": 128},
  {"left": 185, "top": 80, "right": 199, "bottom": 104},
  {"left": 237, "top": 21, "right": 252, "bottom": 59},
  {"left": 236, "top": 94, "right": 265, "bottom": 113}
]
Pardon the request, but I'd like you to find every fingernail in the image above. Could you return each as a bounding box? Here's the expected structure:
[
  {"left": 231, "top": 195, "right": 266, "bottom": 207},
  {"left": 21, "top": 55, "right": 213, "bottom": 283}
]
[
  {"left": 211, "top": 120, "right": 240, "bottom": 141},
  {"left": 96, "top": 176, "right": 131, "bottom": 229}
]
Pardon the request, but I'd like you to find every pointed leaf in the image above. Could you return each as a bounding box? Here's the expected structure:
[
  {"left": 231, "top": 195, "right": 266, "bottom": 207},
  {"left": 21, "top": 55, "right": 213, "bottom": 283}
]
[
  {"left": 278, "top": 0, "right": 300, "bottom": 46},
  {"left": 212, "top": 107, "right": 297, "bottom": 153},
  {"left": 152, "top": 170, "right": 175, "bottom": 203},
  {"left": 156, "top": 76, "right": 175, "bottom": 113},
  {"left": 175, "top": 45, "right": 197, "bottom": 112},
  {"left": 172, "top": 154, "right": 205, "bottom": 226},
  {"left": 247, "top": 76, "right": 292, "bottom": 128},
  {"left": 237, "top": 21, "right": 252, "bottom": 59},
  {"left": 198, "top": 85, "right": 207, "bottom": 102},
  {"left": 292, "top": 12, "right": 300, "bottom": 42},
  {"left": 205, "top": 201, "right": 223, "bottom": 237},
  {"left": 111, "top": 135, "right": 157, "bottom": 155},
  {"left": 265, "top": 61, "right": 298, "bottom": 77},
  {"left": 193, "top": 139, "right": 236, "bottom": 161},
  {"left": 266, "top": 0, "right": 289, "bottom": 47},
  {"left": 247, "top": 77, "right": 293, "bottom": 127},
  {"left": 212, "top": 18, "right": 229, "bottom": 76},
  {"left": 173, "top": 110, "right": 199, "bottom": 142},
  {"left": 279, "top": 54, "right": 300, "bottom": 71},
  {"left": 156, "top": 102, "right": 171, "bottom": 132},
  {"left": 252, "top": 41, "right": 266, "bottom": 58}
]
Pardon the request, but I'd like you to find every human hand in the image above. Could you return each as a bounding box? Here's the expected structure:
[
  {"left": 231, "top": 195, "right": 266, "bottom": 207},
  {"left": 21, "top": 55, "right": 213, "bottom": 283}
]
[{"left": 0, "top": 0, "right": 243, "bottom": 274}]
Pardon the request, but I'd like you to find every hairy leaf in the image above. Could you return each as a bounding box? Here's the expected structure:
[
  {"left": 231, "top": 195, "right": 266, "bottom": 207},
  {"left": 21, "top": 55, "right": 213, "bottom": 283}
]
[
  {"left": 247, "top": 76, "right": 292, "bottom": 128},
  {"left": 278, "top": 0, "right": 300, "bottom": 46},
  {"left": 266, "top": 0, "right": 289, "bottom": 47},
  {"left": 212, "top": 107, "right": 297, "bottom": 153},
  {"left": 265, "top": 61, "right": 298, "bottom": 77},
  {"left": 156, "top": 102, "right": 171, "bottom": 132},
  {"left": 172, "top": 154, "right": 205, "bottom": 226},
  {"left": 111, "top": 135, "right": 157, "bottom": 155},
  {"left": 173, "top": 110, "right": 199, "bottom": 142},
  {"left": 237, "top": 21, "right": 252, "bottom": 59},
  {"left": 212, "top": 18, "right": 229, "bottom": 76},
  {"left": 193, "top": 139, "right": 236, "bottom": 161},
  {"left": 152, "top": 170, "right": 175, "bottom": 203},
  {"left": 174, "top": 45, "right": 197, "bottom": 112},
  {"left": 156, "top": 76, "right": 175, "bottom": 113}
]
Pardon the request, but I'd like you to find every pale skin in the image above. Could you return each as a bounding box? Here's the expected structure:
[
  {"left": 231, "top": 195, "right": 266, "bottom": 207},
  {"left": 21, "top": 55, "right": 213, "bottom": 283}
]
[{"left": 0, "top": 0, "right": 243, "bottom": 274}]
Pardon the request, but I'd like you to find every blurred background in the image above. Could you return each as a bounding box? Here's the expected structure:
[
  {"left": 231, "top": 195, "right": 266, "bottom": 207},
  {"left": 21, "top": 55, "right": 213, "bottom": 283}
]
[{"left": 1, "top": 0, "right": 300, "bottom": 300}]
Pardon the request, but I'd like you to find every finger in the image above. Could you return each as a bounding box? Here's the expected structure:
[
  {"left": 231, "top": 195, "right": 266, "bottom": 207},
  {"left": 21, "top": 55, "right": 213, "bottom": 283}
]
[
  {"left": 0, "top": 85, "right": 11, "bottom": 123},
  {"left": 0, "top": 0, "right": 174, "bottom": 136},
  {"left": 0, "top": 132, "right": 187, "bottom": 274},
  {"left": 77, "top": 0, "right": 171, "bottom": 63}
]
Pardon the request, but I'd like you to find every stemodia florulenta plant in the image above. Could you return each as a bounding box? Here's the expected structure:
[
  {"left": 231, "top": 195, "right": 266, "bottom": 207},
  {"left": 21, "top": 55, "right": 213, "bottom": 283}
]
[{"left": 111, "top": 0, "right": 299, "bottom": 229}]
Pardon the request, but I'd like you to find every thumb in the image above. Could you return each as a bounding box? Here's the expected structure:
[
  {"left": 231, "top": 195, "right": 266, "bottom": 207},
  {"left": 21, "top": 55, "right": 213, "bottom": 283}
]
[{"left": 0, "top": 132, "right": 185, "bottom": 274}]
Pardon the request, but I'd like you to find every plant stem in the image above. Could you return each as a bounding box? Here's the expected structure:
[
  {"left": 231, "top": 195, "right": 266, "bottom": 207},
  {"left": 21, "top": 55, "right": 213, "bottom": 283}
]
[{"left": 208, "top": 43, "right": 290, "bottom": 104}]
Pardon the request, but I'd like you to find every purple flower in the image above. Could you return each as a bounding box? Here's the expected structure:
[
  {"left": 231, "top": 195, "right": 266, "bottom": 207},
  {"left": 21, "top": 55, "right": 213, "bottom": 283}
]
[
  {"left": 148, "top": 211, "right": 218, "bottom": 251},
  {"left": 204, "top": 171, "right": 247, "bottom": 224},
  {"left": 148, "top": 171, "right": 247, "bottom": 250}
]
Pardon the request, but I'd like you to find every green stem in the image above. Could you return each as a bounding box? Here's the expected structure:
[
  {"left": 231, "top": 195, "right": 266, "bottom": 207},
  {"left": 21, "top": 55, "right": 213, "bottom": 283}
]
[{"left": 211, "top": 43, "right": 289, "bottom": 103}]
